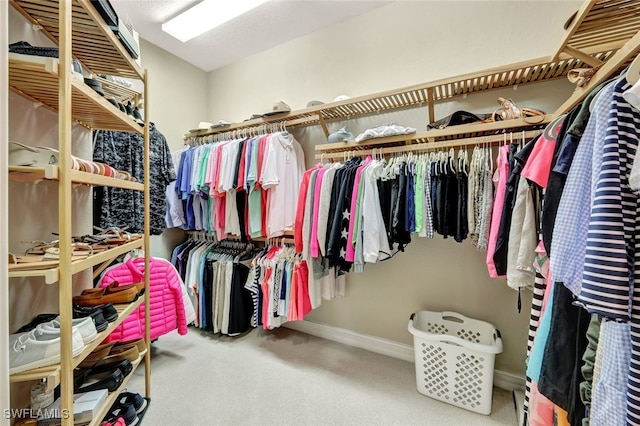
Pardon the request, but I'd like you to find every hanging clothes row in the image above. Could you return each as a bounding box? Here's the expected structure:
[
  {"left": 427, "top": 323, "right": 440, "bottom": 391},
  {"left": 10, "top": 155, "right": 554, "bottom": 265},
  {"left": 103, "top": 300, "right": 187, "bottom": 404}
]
[
  {"left": 172, "top": 236, "right": 257, "bottom": 336},
  {"left": 168, "top": 130, "right": 305, "bottom": 241},
  {"left": 295, "top": 143, "right": 496, "bottom": 287},
  {"left": 245, "top": 242, "right": 312, "bottom": 330},
  {"left": 499, "top": 63, "right": 640, "bottom": 426}
]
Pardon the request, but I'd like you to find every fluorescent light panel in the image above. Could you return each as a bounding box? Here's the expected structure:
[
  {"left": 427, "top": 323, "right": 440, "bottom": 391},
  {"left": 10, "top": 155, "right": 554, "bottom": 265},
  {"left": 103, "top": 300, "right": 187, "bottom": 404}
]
[{"left": 162, "top": 0, "right": 269, "bottom": 43}]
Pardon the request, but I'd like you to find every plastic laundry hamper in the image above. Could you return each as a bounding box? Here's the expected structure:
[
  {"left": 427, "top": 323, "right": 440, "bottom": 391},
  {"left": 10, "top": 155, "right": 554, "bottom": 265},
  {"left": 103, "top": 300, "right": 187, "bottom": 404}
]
[{"left": 408, "top": 310, "right": 503, "bottom": 415}]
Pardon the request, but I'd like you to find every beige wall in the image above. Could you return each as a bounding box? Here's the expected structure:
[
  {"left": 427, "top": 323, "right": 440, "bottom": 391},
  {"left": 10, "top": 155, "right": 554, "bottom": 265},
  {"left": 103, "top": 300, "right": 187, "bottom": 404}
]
[
  {"left": 205, "top": 0, "right": 582, "bottom": 376},
  {"left": 132, "top": 40, "right": 209, "bottom": 259}
]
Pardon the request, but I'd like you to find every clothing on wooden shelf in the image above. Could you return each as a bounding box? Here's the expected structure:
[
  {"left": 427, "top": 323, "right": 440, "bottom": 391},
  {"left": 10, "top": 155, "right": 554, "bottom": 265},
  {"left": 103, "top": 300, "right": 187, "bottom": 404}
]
[
  {"left": 171, "top": 131, "right": 305, "bottom": 240},
  {"left": 97, "top": 256, "right": 192, "bottom": 342},
  {"left": 93, "top": 123, "right": 175, "bottom": 235},
  {"left": 521, "top": 67, "right": 640, "bottom": 426}
]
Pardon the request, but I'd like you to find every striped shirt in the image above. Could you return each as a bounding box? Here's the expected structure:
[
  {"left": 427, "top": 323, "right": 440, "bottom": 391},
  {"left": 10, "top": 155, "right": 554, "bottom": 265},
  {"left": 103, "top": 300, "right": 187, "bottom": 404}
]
[{"left": 550, "top": 81, "right": 616, "bottom": 297}]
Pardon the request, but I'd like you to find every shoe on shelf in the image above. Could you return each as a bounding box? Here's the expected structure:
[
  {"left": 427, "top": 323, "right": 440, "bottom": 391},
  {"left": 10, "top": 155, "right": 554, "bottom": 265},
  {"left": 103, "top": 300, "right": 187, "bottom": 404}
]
[
  {"left": 14, "top": 313, "right": 58, "bottom": 333},
  {"left": 9, "top": 327, "right": 84, "bottom": 374},
  {"left": 82, "top": 281, "right": 145, "bottom": 297},
  {"left": 78, "top": 342, "right": 115, "bottom": 369},
  {"left": 104, "top": 402, "right": 139, "bottom": 426},
  {"left": 40, "top": 316, "right": 98, "bottom": 344},
  {"left": 72, "top": 305, "right": 109, "bottom": 332},
  {"left": 101, "top": 416, "right": 127, "bottom": 426},
  {"left": 75, "top": 359, "right": 131, "bottom": 393},
  {"left": 74, "top": 303, "right": 118, "bottom": 323},
  {"left": 73, "top": 285, "right": 140, "bottom": 306},
  {"left": 102, "top": 345, "right": 140, "bottom": 365},
  {"left": 74, "top": 367, "right": 124, "bottom": 394},
  {"left": 116, "top": 392, "right": 147, "bottom": 414},
  {"left": 113, "top": 338, "right": 146, "bottom": 355},
  {"left": 87, "top": 359, "right": 133, "bottom": 378}
]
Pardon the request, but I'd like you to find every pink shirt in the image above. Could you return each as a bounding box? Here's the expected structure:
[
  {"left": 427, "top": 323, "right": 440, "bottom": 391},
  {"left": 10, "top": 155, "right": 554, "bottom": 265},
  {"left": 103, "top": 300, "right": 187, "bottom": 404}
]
[
  {"left": 520, "top": 119, "right": 564, "bottom": 188},
  {"left": 310, "top": 168, "right": 328, "bottom": 257},
  {"left": 486, "top": 145, "right": 509, "bottom": 278},
  {"left": 346, "top": 157, "right": 371, "bottom": 262}
]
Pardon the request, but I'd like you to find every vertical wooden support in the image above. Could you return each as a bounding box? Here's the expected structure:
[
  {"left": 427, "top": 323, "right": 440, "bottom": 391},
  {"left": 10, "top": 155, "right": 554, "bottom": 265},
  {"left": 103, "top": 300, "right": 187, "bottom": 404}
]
[
  {"left": 57, "top": 1, "right": 73, "bottom": 425},
  {"left": 427, "top": 87, "right": 435, "bottom": 125},
  {"left": 143, "top": 69, "right": 151, "bottom": 398},
  {"left": 318, "top": 113, "right": 329, "bottom": 138},
  {"left": 0, "top": 1, "right": 10, "bottom": 424}
]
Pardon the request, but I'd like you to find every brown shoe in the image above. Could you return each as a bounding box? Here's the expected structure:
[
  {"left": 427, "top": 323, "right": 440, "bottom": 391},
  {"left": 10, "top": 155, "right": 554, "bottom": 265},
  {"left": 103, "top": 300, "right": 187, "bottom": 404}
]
[
  {"left": 103, "top": 345, "right": 140, "bottom": 364},
  {"left": 113, "top": 338, "right": 146, "bottom": 354},
  {"left": 81, "top": 281, "right": 144, "bottom": 296},
  {"left": 73, "top": 285, "right": 140, "bottom": 306},
  {"left": 78, "top": 342, "right": 115, "bottom": 369}
]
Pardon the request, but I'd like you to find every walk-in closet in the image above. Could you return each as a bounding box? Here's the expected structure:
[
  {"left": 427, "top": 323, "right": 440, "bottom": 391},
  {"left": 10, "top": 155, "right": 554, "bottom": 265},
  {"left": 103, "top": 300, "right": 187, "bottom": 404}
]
[{"left": 3, "top": 1, "right": 640, "bottom": 425}]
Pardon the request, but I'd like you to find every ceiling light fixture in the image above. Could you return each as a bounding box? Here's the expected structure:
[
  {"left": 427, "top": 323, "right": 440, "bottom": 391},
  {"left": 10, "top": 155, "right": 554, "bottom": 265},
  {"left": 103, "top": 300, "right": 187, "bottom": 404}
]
[{"left": 162, "top": 0, "right": 270, "bottom": 43}]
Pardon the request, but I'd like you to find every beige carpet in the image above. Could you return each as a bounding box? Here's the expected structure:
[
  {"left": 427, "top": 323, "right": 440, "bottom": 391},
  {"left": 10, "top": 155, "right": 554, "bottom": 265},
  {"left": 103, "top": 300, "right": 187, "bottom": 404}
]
[{"left": 127, "top": 327, "right": 517, "bottom": 425}]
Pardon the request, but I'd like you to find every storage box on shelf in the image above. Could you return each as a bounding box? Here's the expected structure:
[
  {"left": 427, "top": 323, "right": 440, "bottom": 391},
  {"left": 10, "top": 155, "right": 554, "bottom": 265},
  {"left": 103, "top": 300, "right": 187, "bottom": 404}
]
[{"left": 6, "top": 1, "right": 151, "bottom": 425}]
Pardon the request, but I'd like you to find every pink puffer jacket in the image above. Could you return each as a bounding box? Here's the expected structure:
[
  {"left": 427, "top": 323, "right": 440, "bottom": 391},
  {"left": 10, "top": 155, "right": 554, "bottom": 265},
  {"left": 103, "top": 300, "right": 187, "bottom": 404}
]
[{"left": 99, "top": 257, "right": 188, "bottom": 342}]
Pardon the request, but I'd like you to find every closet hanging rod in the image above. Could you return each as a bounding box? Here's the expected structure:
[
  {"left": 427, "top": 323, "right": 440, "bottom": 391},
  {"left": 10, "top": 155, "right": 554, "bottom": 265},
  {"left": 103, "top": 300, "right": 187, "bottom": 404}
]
[{"left": 314, "top": 130, "right": 543, "bottom": 160}]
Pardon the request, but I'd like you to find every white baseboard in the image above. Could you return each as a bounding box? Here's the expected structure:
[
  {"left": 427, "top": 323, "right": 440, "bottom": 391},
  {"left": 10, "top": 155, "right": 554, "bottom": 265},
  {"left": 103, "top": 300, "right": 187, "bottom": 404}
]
[{"left": 284, "top": 320, "right": 525, "bottom": 392}]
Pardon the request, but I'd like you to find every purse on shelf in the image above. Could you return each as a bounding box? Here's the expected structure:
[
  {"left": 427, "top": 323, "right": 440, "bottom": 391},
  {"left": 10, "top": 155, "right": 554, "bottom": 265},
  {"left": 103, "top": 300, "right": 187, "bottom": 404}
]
[{"left": 492, "top": 97, "right": 546, "bottom": 124}]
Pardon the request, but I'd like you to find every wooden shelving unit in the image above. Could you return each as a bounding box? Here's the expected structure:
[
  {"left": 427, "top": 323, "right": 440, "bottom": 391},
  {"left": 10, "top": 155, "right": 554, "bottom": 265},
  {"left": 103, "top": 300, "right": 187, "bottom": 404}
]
[
  {"left": 9, "top": 55, "right": 142, "bottom": 133},
  {"left": 9, "top": 298, "right": 144, "bottom": 389},
  {"left": 9, "top": 0, "right": 143, "bottom": 79},
  {"left": 9, "top": 165, "right": 144, "bottom": 190},
  {"left": 6, "top": 1, "right": 151, "bottom": 425},
  {"left": 8, "top": 239, "right": 144, "bottom": 284}
]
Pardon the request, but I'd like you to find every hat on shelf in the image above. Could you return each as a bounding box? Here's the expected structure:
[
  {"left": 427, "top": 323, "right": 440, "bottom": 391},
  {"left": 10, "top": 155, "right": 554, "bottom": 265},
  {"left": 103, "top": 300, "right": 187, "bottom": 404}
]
[
  {"left": 189, "top": 122, "right": 213, "bottom": 133},
  {"left": 334, "top": 95, "right": 351, "bottom": 102},
  {"left": 210, "top": 120, "right": 231, "bottom": 128},
  {"left": 306, "top": 100, "right": 324, "bottom": 108},
  {"left": 9, "top": 142, "right": 59, "bottom": 167},
  {"left": 262, "top": 101, "right": 291, "bottom": 117}
]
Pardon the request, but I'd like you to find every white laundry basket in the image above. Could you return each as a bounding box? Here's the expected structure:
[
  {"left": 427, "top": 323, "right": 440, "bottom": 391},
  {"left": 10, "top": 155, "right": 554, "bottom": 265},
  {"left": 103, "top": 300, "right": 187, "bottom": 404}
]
[{"left": 408, "top": 310, "right": 503, "bottom": 415}]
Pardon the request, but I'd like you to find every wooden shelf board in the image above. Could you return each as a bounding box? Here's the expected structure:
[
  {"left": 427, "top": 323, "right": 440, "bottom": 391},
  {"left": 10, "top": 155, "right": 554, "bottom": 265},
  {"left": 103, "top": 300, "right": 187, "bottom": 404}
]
[
  {"left": 315, "top": 116, "right": 551, "bottom": 153},
  {"left": 87, "top": 355, "right": 144, "bottom": 426},
  {"left": 9, "top": 239, "right": 144, "bottom": 284},
  {"left": 70, "top": 239, "right": 143, "bottom": 275},
  {"left": 9, "top": 298, "right": 144, "bottom": 390},
  {"left": 9, "top": 55, "right": 143, "bottom": 134},
  {"left": 184, "top": 51, "right": 609, "bottom": 140},
  {"left": 9, "top": 0, "right": 143, "bottom": 79},
  {"left": 315, "top": 130, "right": 544, "bottom": 160},
  {"left": 9, "top": 166, "right": 143, "bottom": 190},
  {"left": 69, "top": 170, "right": 144, "bottom": 191},
  {"left": 553, "top": 0, "right": 640, "bottom": 60}
]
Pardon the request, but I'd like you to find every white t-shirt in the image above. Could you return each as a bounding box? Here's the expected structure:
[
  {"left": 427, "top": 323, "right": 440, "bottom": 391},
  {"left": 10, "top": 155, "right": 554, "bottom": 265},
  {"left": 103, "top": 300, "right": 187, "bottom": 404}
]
[{"left": 260, "top": 132, "right": 305, "bottom": 237}]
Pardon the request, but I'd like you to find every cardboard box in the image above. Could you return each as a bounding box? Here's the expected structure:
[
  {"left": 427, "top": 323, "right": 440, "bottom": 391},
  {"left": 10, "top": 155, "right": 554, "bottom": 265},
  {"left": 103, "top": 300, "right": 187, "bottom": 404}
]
[{"left": 37, "top": 389, "right": 108, "bottom": 425}]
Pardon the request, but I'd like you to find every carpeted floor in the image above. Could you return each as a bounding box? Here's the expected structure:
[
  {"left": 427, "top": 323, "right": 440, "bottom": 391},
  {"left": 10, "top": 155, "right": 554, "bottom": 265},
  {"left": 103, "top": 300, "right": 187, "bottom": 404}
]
[{"left": 127, "top": 327, "right": 517, "bottom": 425}]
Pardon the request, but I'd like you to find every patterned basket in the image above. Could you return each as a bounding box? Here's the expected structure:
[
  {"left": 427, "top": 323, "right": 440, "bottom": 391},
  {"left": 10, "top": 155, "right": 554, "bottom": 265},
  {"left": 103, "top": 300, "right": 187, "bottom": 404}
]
[{"left": 408, "top": 310, "right": 503, "bottom": 415}]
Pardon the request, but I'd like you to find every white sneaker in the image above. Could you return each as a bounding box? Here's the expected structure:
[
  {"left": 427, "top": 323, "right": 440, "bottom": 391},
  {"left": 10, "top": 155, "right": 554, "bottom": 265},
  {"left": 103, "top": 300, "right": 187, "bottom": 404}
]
[
  {"left": 9, "top": 327, "right": 84, "bottom": 374},
  {"left": 41, "top": 317, "right": 98, "bottom": 344}
]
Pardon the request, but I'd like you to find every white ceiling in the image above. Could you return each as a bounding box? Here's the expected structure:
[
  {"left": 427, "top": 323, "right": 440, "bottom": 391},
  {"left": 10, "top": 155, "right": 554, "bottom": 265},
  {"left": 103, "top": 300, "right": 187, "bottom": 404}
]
[{"left": 110, "top": 0, "right": 393, "bottom": 72}]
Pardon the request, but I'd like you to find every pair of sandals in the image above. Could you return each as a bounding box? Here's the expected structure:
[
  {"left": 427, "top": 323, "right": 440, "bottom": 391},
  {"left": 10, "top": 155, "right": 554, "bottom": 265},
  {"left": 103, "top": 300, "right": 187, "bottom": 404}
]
[
  {"left": 8, "top": 227, "right": 143, "bottom": 269},
  {"left": 491, "top": 97, "right": 546, "bottom": 124}
]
